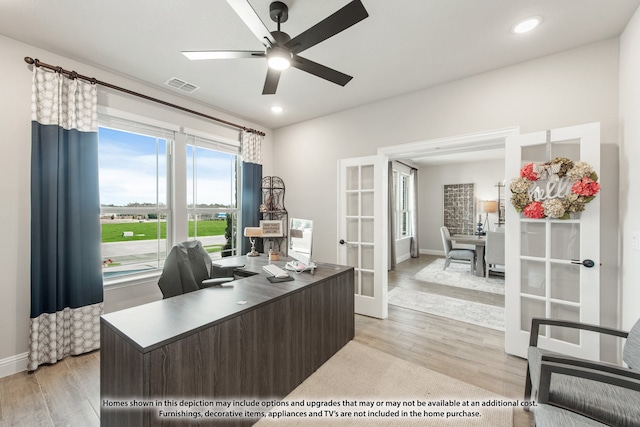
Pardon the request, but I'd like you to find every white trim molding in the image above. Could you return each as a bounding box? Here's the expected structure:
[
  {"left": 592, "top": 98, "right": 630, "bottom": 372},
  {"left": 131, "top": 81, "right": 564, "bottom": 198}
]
[
  {"left": 0, "top": 352, "right": 28, "bottom": 379},
  {"left": 378, "top": 127, "right": 520, "bottom": 159}
]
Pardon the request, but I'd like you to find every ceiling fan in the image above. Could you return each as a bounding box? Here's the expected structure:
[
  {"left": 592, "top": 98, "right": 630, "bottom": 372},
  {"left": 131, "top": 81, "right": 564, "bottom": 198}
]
[{"left": 182, "top": 0, "right": 369, "bottom": 95}]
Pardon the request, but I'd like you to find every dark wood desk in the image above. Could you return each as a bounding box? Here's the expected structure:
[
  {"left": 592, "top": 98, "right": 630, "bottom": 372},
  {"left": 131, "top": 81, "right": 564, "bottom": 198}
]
[
  {"left": 452, "top": 235, "right": 486, "bottom": 277},
  {"left": 100, "top": 256, "right": 354, "bottom": 426}
]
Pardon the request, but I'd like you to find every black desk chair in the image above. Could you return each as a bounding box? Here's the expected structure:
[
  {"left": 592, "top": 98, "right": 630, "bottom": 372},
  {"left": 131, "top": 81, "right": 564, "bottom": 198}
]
[{"left": 158, "top": 240, "right": 235, "bottom": 299}]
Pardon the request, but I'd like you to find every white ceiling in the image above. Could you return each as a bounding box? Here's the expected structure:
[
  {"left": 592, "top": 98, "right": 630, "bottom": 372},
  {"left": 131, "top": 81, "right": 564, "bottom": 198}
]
[{"left": 1, "top": 0, "right": 638, "bottom": 130}]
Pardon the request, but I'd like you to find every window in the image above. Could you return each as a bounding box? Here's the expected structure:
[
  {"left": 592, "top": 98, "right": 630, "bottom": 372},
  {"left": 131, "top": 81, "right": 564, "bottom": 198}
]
[
  {"left": 97, "top": 113, "right": 241, "bottom": 282},
  {"left": 98, "top": 121, "right": 173, "bottom": 279},
  {"left": 186, "top": 135, "right": 240, "bottom": 258},
  {"left": 394, "top": 170, "right": 411, "bottom": 238}
]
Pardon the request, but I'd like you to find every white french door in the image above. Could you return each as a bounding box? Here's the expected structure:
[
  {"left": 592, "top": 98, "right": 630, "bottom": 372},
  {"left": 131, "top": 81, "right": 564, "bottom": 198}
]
[
  {"left": 337, "top": 155, "right": 387, "bottom": 319},
  {"left": 505, "top": 123, "right": 601, "bottom": 359}
]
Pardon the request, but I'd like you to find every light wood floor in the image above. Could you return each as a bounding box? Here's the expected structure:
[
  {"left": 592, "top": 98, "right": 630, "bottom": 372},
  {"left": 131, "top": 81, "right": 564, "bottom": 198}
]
[
  {"left": 0, "top": 255, "right": 533, "bottom": 426},
  {"left": 356, "top": 255, "right": 533, "bottom": 427}
]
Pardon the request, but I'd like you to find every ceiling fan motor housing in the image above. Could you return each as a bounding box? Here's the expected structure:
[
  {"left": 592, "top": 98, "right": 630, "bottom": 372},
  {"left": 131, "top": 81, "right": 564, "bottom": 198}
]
[
  {"left": 271, "top": 30, "right": 291, "bottom": 45},
  {"left": 270, "top": 1, "right": 289, "bottom": 23}
]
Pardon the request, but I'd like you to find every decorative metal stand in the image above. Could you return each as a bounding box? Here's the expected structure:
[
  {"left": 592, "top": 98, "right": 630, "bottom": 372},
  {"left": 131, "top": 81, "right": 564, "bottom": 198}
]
[{"left": 261, "top": 176, "right": 288, "bottom": 256}]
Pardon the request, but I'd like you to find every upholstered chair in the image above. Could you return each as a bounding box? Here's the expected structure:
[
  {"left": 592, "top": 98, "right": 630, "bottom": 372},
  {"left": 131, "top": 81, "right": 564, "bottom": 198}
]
[
  {"left": 440, "top": 226, "right": 476, "bottom": 274},
  {"left": 526, "top": 317, "right": 640, "bottom": 426}
]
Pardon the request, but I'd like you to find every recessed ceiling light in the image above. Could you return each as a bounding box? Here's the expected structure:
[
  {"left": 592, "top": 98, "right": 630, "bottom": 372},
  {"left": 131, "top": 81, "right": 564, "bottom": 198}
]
[
  {"left": 512, "top": 16, "right": 542, "bottom": 34},
  {"left": 270, "top": 106, "right": 284, "bottom": 114}
]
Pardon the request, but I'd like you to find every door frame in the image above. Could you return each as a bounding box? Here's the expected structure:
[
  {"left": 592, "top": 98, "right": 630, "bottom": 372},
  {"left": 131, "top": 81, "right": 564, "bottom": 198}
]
[{"left": 375, "top": 127, "right": 520, "bottom": 307}]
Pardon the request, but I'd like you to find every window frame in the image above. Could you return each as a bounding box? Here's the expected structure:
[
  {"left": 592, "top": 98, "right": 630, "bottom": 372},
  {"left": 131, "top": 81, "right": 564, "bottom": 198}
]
[
  {"left": 393, "top": 169, "right": 412, "bottom": 239},
  {"left": 98, "top": 108, "right": 241, "bottom": 287},
  {"left": 185, "top": 132, "right": 241, "bottom": 258}
]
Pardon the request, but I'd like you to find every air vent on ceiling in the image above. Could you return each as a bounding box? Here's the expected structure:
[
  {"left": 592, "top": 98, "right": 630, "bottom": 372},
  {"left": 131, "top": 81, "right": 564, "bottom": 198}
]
[{"left": 164, "top": 77, "right": 199, "bottom": 93}]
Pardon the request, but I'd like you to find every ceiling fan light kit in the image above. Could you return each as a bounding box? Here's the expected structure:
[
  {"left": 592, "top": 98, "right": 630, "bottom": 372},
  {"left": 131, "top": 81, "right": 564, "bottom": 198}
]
[
  {"left": 267, "top": 46, "right": 292, "bottom": 70},
  {"left": 182, "top": 0, "right": 369, "bottom": 94}
]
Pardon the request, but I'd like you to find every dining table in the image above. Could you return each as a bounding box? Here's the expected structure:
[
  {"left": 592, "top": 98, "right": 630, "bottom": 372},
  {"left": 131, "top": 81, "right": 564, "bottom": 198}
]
[{"left": 452, "top": 234, "right": 486, "bottom": 277}]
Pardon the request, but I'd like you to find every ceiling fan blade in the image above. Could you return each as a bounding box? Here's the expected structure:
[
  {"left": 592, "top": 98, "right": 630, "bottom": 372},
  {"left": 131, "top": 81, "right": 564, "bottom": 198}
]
[
  {"left": 182, "top": 50, "right": 265, "bottom": 60},
  {"left": 291, "top": 56, "right": 353, "bottom": 87},
  {"left": 262, "top": 68, "right": 281, "bottom": 95},
  {"left": 226, "top": 0, "right": 276, "bottom": 47},
  {"left": 285, "top": 0, "right": 369, "bottom": 55}
]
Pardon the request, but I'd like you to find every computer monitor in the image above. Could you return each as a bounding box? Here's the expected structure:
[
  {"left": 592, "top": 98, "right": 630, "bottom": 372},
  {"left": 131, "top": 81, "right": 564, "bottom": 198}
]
[{"left": 286, "top": 218, "right": 316, "bottom": 273}]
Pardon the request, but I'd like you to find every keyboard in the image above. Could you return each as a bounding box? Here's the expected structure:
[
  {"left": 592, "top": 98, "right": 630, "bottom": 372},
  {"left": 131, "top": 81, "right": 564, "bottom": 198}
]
[{"left": 262, "top": 264, "right": 289, "bottom": 278}]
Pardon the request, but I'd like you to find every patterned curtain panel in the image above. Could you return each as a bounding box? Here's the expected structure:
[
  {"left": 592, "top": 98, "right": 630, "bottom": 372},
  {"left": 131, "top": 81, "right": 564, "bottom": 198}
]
[
  {"left": 387, "top": 162, "right": 396, "bottom": 270},
  {"left": 241, "top": 131, "right": 263, "bottom": 254},
  {"left": 409, "top": 168, "right": 419, "bottom": 258},
  {"left": 28, "top": 67, "right": 104, "bottom": 371}
]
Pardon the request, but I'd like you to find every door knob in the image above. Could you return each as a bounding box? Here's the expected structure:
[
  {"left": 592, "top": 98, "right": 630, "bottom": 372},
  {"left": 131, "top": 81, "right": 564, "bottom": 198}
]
[
  {"left": 571, "top": 259, "right": 596, "bottom": 268},
  {"left": 339, "top": 239, "right": 347, "bottom": 245}
]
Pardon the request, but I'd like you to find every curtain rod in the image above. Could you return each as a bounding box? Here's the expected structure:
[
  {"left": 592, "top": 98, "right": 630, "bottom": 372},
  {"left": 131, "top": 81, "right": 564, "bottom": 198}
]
[
  {"left": 24, "top": 57, "right": 266, "bottom": 137},
  {"left": 394, "top": 160, "right": 417, "bottom": 171}
]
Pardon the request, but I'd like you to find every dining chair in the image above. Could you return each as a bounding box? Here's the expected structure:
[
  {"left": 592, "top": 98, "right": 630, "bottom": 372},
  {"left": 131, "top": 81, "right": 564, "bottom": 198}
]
[
  {"left": 485, "top": 230, "right": 505, "bottom": 277},
  {"left": 440, "top": 226, "right": 476, "bottom": 274}
]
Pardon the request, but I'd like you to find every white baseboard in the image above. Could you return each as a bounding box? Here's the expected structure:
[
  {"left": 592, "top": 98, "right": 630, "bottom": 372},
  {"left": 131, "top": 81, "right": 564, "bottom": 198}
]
[
  {"left": 0, "top": 352, "right": 28, "bottom": 379},
  {"left": 396, "top": 253, "right": 411, "bottom": 263},
  {"left": 420, "top": 249, "right": 445, "bottom": 256}
]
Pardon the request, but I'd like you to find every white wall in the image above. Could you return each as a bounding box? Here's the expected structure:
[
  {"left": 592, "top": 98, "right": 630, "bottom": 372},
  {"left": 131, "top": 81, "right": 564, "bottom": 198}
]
[
  {"left": 273, "top": 38, "right": 622, "bottom": 357},
  {"left": 619, "top": 8, "right": 640, "bottom": 330},
  {"left": 0, "top": 35, "right": 273, "bottom": 372},
  {"left": 419, "top": 159, "right": 505, "bottom": 254},
  {"left": 274, "top": 39, "right": 620, "bottom": 263}
]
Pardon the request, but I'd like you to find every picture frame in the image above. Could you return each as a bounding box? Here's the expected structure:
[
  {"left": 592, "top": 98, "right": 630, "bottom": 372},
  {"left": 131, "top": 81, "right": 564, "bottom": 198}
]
[{"left": 260, "top": 220, "right": 283, "bottom": 237}]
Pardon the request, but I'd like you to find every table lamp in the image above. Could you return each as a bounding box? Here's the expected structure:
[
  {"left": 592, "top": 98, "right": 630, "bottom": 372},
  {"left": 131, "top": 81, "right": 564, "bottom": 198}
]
[
  {"left": 477, "top": 200, "right": 498, "bottom": 235},
  {"left": 244, "top": 227, "right": 263, "bottom": 257}
]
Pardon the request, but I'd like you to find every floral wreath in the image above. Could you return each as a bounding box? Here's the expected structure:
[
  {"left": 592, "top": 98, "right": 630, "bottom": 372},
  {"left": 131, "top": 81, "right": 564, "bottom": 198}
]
[{"left": 510, "top": 157, "right": 600, "bottom": 219}]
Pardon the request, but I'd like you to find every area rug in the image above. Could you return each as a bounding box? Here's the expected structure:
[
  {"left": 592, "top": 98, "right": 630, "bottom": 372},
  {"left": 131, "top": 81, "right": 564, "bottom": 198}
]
[
  {"left": 388, "top": 288, "right": 505, "bottom": 331},
  {"left": 412, "top": 259, "right": 504, "bottom": 295},
  {"left": 255, "top": 341, "right": 513, "bottom": 426}
]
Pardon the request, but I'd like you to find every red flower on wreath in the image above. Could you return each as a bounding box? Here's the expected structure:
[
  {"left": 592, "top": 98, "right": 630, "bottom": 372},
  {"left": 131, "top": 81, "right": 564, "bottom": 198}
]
[
  {"left": 571, "top": 177, "right": 600, "bottom": 197},
  {"left": 520, "top": 163, "right": 538, "bottom": 181},
  {"left": 523, "top": 201, "right": 545, "bottom": 219}
]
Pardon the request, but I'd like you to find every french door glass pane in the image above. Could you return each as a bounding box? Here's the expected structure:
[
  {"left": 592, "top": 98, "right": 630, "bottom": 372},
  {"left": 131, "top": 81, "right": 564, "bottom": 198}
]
[
  {"left": 521, "top": 297, "right": 546, "bottom": 333},
  {"left": 346, "top": 244, "right": 358, "bottom": 268},
  {"left": 521, "top": 144, "right": 548, "bottom": 165},
  {"left": 347, "top": 218, "right": 359, "bottom": 242},
  {"left": 347, "top": 192, "right": 359, "bottom": 216},
  {"left": 361, "top": 271, "right": 374, "bottom": 297},
  {"left": 550, "top": 222, "right": 580, "bottom": 260},
  {"left": 521, "top": 222, "right": 545, "bottom": 258},
  {"left": 361, "top": 165, "right": 374, "bottom": 190},
  {"left": 361, "top": 218, "right": 374, "bottom": 243},
  {"left": 550, "top": 263, "right": 580, "bottom": 303},
  {"left": 362, "top": 245, "right": 374, "bottom": 270},
  {"left": 521, "top": 259, "right": 546, "bottom": 297},
  {"left": 550, "top": 140, "right": 580, "bottom": 160},
  {"left": 347, "top": 166, "right": 359, "bottom": 191},
  {"left": 550, "top": 303, "right": 581, "bottom": 344},
  {"left": 361, "top": 191, "right": 374, "bottom": 216}
]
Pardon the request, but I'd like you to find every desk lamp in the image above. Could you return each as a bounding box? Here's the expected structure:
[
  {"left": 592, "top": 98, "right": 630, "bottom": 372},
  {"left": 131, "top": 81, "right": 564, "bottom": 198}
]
[
  {"left": 244, "top": 227, "right": 263, "bottom": 257},
  {"left": 477, "top": 200, "right": 498, "bottom": 235}
]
